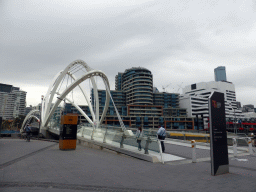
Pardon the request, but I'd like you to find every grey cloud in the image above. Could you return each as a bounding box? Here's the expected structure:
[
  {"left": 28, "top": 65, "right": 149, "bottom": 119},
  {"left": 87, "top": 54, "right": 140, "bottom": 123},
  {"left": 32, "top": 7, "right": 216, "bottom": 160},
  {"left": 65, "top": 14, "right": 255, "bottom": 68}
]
[{"left": 1, "top": 0, "right": 256, "bottom": 106}]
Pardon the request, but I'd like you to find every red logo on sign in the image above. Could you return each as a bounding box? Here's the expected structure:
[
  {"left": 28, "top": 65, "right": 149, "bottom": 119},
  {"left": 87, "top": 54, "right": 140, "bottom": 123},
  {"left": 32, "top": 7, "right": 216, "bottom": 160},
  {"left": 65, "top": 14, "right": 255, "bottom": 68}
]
[{"left": 212, "top": 100, "right": 221, "bottom": 108}]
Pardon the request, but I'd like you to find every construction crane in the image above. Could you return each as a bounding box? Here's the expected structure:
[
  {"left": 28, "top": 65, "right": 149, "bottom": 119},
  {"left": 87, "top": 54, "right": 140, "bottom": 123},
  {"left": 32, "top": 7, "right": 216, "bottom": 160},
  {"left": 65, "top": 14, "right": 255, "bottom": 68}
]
[
  {"left": 162, "top": 83, "right": 172, "bottom": 92},
  {"left": 176, "top": 82, "right": 183, "bottom": 93}
]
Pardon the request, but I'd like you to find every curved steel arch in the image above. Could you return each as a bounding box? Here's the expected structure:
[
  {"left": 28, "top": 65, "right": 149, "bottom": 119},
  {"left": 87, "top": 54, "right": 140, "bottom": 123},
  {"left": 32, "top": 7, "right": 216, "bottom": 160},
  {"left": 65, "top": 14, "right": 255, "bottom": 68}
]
[
  {"left": 41, "top": 60, "right": 95, "bottom": 126},
  {"left": 40, "top": 60, "right": 110, "bottom": 134},
  {"left": 42, "top": 70, "right": 110, "bottom": 129},
  {"left": 21, "top": 109, "right": 40, "bottom": 133}
]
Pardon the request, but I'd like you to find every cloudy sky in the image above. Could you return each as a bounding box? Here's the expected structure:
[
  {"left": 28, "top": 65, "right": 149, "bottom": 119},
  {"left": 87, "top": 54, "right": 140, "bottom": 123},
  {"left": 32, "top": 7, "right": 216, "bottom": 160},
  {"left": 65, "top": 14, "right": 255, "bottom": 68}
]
[{"left": 1, "top": 0, "right": 256, "bottom": 107}]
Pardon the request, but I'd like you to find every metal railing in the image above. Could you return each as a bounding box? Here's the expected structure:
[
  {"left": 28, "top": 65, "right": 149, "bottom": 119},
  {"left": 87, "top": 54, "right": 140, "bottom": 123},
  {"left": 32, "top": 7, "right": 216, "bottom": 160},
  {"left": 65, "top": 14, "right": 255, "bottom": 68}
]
[{"left": 77, "top": 124, "right": 161, "bottom": 154}]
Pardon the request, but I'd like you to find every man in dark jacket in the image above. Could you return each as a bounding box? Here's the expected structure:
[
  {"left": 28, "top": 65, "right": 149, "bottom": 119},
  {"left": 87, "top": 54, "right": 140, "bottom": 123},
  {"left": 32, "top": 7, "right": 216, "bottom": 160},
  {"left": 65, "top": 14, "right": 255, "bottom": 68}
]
[
  {"left": 25, "top": 124, "right": 31, "bottom": 141},
  {"left": 157, "top": 125, "right": 166, "bottom": 153}
]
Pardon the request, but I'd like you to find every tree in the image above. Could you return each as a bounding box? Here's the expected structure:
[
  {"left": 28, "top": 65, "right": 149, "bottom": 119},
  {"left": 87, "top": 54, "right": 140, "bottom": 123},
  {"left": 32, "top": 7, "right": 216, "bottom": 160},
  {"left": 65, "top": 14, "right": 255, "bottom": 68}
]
[
  {"left": 12, "top": 115, "right": 26, "bottom": 130},
  {"left": 2, "top": 120, "right": 12, "bottom": 130}
]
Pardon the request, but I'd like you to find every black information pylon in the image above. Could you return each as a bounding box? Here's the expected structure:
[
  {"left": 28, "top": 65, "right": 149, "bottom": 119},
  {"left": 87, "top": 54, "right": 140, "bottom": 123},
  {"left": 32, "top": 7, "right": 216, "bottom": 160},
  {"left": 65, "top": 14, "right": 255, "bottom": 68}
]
[{"left": 209, "top": 91, "right": 229, "bottom": 176}]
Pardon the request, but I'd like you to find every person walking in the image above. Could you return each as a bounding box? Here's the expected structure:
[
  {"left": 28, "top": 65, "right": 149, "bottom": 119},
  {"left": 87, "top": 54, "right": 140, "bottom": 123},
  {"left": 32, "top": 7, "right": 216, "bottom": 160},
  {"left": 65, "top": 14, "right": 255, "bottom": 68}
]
[
  {"left": 136, "top": 127, "right": 143, "bottom": 151},
  {"left": 25, "top": 124, "right": 31, "bottom": 142},
  {"left": 157, "top": 125, "right": 166, "bottom": 153}
]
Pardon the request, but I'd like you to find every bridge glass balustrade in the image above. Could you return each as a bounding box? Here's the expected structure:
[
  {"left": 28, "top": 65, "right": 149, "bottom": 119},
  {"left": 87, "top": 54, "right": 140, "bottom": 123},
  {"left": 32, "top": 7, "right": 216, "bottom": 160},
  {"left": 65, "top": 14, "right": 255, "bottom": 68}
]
[
  {"left": 48, "top": 119, "right": 161, "bottom": 154},
  {"left": 77, "top": 124, "right": 160, "bottom": 153},
  {"left": 48, "top": 107, "right": 63, "bottom": 130}
]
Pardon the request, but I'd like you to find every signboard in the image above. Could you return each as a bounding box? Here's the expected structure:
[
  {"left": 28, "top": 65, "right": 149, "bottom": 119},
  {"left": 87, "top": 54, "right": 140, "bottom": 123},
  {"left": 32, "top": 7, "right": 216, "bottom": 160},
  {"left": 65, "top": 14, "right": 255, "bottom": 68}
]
[
  {"left": 59, "top": 124, "right": 77, "bottom": 140},
  {"left": 59, "top": 115, "right": 78, "bottom": 150},
  {"left": 209, "top": 91, "right": 229, "bottom": 176}
]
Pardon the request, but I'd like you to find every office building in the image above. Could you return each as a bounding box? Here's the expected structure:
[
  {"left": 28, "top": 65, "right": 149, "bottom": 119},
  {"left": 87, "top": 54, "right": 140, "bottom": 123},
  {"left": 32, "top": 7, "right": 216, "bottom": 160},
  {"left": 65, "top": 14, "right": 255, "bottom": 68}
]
[
  {"left": 242, "top": 105, "right": 255, "bottom": 112},
  {"left": 180, "top": 81, "right": 243, "bottom": 128},
  {"left": 0, "top": 83, "right": 26, "bottom": 120},
  {"left": 234, "top": 101, "right": 241, "bottom": 109},
  {"left": 214, "top": 66, "right": 227, "bottom": 81}
]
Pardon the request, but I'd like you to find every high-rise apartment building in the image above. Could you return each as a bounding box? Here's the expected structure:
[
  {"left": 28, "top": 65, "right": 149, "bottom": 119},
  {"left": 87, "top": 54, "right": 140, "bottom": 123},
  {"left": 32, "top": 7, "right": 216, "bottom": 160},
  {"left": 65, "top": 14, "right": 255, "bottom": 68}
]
[
  {"left": 214, "top": 66, "right": 227, "bottom": 81},
  {"left": 91, "top": 89, "right": 127, "bottom": 116},
  {"left": 121, "top": 67, "right": 153, "bottom": 105},
  {"left": 0, "top": 83, "right": 27, "bottom": 120},
  {"left": 90, "top": 67, "right": 193, "bottom": 129},
  {"left": 115, "top": 72, "right": 123, "bottom": 91}
]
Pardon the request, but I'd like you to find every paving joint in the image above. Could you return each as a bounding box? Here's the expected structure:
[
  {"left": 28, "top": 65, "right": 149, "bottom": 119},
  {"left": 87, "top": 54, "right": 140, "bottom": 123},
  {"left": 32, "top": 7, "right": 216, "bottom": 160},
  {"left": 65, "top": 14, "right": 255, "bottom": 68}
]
[{"left": 0, "top": 143, "right": 57, "bottom": 169}]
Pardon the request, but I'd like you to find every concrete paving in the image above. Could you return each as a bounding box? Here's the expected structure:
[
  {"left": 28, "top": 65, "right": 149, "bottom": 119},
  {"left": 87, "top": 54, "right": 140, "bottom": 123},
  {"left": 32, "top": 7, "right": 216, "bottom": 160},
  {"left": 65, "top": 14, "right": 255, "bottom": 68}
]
[
  {"left": 0, "top": 138, "right": 256, "bottom": 192},
  {"left": 0, "top": 138, "right": 56, "bottom": 166}
]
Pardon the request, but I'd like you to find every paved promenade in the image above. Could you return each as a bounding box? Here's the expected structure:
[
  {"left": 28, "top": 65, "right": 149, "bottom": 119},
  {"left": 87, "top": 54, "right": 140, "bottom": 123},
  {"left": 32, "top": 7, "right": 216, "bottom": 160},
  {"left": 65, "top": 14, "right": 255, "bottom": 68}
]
[{"left": 0, "top": 138, "right": 256, "bottom": 192}]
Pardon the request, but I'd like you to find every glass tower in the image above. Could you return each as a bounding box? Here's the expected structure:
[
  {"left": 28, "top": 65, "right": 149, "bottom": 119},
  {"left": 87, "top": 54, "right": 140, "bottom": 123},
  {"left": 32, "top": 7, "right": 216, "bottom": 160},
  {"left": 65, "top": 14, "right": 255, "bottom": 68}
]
[{"left": 214, "top": 66, "right": 227, "bottom": 81}]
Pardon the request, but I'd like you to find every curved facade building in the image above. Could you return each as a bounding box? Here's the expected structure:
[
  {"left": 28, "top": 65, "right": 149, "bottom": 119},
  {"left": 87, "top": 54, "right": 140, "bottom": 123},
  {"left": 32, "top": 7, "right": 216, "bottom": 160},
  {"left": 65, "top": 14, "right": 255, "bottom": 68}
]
[{"left": 122, "top": 67, "right": 153, "bottom": 105}]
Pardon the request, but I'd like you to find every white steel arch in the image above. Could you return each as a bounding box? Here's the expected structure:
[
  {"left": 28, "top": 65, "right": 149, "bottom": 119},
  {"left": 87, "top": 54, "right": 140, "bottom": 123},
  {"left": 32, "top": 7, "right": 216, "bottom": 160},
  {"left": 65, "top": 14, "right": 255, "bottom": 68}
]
[
  {"left": 40, "top": 60, "right": 110, "bottom": 134},
  {"left": 21, "top": 109, "right": 40, "bottom": 133}
]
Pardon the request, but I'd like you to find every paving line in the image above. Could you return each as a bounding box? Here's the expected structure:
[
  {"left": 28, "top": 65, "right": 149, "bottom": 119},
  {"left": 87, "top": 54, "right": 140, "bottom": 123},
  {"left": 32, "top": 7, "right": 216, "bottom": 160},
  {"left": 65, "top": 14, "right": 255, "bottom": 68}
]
[
  {"left": 0, "top": 143, "right": 57, "bottom": 169},
  {"left": 0, "top": 181, "right": 184, "bottom": 192}
]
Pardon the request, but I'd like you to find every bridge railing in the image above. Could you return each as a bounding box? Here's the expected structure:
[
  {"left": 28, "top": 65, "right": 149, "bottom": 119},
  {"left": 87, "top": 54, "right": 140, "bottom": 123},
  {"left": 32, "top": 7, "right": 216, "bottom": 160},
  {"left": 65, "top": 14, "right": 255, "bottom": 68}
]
[{"left": 77, "top": 123, "right": 161, "bottom": 153}]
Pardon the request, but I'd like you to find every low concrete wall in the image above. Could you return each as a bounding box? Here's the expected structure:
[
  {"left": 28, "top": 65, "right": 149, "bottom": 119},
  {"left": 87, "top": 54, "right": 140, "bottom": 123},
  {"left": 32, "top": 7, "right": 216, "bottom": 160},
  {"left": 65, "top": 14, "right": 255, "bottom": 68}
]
[{"left": 77, "top": 136, "right": 160, "bottom": 163}]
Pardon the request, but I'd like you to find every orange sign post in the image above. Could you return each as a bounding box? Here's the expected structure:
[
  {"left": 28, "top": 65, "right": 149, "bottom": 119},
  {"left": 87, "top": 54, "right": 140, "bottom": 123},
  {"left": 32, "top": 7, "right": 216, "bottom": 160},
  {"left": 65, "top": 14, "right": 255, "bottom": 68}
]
[{"left": 59, "top": 114, "right": 78, "bottom": 150}]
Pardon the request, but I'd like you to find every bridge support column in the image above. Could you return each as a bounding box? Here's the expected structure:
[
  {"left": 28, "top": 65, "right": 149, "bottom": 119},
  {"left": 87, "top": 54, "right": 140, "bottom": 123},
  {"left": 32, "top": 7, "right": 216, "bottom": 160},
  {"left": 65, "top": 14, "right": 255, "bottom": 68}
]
[
  {"left": 40, "top": 128, "right": 48, "bottom": 138},
  {"left": 144, "top": 137, "right": 151, "bottom": 154},
  {"left": 120, "top": 133, "right": 126, "bottom": 148}
]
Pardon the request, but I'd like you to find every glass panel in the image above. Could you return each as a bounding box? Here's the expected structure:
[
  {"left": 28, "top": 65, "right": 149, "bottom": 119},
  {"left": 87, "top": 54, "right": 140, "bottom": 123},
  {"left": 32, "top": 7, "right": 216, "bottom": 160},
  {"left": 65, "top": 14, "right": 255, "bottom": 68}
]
[
  {"left": 92, "top": 127, "right": 107, "bottom": 142},
  {"left": 49, "top": 106, "right": 62, "bottom": 130},
  {"left": 77, "top": 125, "right": 161, "bottom": 153},
  {"left": 77, "top": 123, "right": 93, "bottom": 138},
  {"left": 104, "top": 126, "right": 123, "bottom": 146}
]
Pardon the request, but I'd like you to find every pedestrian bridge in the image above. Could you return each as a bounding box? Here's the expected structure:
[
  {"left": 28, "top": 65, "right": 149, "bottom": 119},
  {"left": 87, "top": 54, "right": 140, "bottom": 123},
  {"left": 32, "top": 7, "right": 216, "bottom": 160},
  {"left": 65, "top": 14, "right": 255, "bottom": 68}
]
[{"left": 20, "top": 59, "right": 166, "bottom": 163}]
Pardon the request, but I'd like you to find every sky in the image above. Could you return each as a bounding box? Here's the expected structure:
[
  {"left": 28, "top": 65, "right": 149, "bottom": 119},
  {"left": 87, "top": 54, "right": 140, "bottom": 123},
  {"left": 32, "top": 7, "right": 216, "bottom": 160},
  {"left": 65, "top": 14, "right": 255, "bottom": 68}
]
[{"left": 1, "top": 0, "right": 256, "bottom": 107}]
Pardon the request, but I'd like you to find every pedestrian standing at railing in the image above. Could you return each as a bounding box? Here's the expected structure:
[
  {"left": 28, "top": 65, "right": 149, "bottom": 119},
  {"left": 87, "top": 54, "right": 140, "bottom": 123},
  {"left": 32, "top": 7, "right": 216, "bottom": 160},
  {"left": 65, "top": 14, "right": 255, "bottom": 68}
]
[
  {"left": 136, "top": 127, "right": 143, "bottom": 151},
  {"left": 157, "top": 125, "right": 166, "bottom": 153}
]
